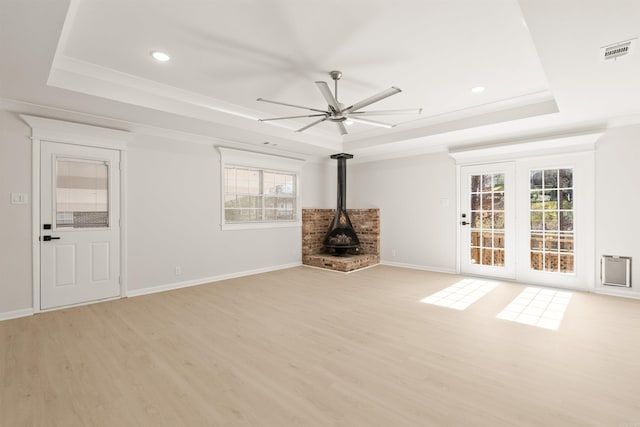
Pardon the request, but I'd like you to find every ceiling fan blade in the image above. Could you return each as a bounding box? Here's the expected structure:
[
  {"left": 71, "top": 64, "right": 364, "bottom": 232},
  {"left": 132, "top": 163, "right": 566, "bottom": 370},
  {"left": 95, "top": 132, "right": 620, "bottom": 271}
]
[
  {"left": 349, "top": 117, "right": 396, "bottom": 129},
  {"left": 259, "top": 113, "right": 327, "bottom": 122},
  {"left": 348, "top": 108, "right": 423, "bottom": 116},
  {"left": 335, "top": 121, "right": 348, "bottom": 136},
  {"left": 257, "top": 98, "right": 328, "bottom": 114},
  {"left": 315, "top": 81, "right": 341, "bottom": 113},
  {"left": 295, "top": 116, "right": 328, "bottom": 133},
  {"left": 343, "top": 87, "right": 402, "bottom": 113}
]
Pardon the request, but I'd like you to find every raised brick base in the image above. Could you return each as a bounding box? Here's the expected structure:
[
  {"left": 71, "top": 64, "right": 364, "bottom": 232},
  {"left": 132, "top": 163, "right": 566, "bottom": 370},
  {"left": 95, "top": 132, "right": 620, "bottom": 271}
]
[
  {"left": 302, "top": 208, "right": 380, "bottom": 273},
  {"left": 304, "top": 254, "right": 379, "bottom": 273}
]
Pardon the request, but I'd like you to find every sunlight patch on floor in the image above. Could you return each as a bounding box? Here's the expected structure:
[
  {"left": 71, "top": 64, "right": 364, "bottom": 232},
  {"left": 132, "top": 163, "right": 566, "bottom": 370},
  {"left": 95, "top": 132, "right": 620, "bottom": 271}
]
[
  {"left": 420, "top": 279, "right": 499, "bottom": 310},
  {"left": 496, "top": 287, "right": 572, "bottom": 330}
]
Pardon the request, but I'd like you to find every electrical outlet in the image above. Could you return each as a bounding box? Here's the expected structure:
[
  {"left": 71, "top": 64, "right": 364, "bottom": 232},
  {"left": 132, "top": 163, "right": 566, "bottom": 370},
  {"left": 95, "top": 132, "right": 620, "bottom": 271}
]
[
  {"left": 175, "top": 266, "right": 182, "bottom": 276},
  {"left": 391, "top": 249, "right": 397, "bottom": 257}
]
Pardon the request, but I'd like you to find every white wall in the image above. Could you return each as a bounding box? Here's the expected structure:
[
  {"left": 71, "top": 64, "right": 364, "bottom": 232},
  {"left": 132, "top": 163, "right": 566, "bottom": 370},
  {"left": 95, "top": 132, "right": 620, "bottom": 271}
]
[
  {"left": 348, "top": 152, "right": 458, "bottom": 272},
  {"left": 0, "top": 111, "right": 328, "bottom": 316},
  {"left": 0, "top": 111, "right": 33, "bottom": 316},
  {"left": 3, "top": 107, "right": 640, "bottom": 318},
  {"left": 300, "top": 160, "right": 333, "bottom": 209},
  {"left": 126, "top": 136, "right": 327, "bottom": 292},
  {"left": 346, "top": 124, "right": 640, "bottom": 295},
  {"left": 595, "top": 124, "right": 640, "bottom": 297}
]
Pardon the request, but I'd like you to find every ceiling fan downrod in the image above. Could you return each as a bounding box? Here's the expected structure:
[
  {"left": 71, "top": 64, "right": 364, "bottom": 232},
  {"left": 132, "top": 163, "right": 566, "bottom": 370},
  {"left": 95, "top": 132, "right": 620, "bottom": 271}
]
[{"left": 330, "top": 70, "right": 342, "bottom": 103}]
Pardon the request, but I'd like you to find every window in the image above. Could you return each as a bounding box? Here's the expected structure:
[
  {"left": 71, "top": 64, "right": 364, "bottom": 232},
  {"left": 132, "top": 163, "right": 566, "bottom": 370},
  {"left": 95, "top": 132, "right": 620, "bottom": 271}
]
[
  {"left": 224, "top": 166, "right": 297, "bottom": 223},
  {"left": 218, "top": 147, "right": 304, "bottom": 229},
  {"left": 469, "top": 173, "right": 505, "bottom": 267},
  {"left": 530, "top": 168, "right": 574, "bottom": 273},
  {"left": 56, "top": 159, "right": 109, "bottom": 228}
]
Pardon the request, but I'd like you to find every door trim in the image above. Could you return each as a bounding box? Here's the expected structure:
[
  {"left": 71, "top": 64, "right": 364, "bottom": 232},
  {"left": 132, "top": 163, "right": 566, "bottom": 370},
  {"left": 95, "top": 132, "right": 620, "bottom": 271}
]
[{"left": 22, "top": 115, "right": 131, "bottom": 313}]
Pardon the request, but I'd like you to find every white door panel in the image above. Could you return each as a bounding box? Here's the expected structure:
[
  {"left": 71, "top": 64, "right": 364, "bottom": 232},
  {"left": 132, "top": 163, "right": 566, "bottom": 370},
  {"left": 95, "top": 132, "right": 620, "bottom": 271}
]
[
  {"left": 460, "top": 163, "right": 516, "bottom": 279},
  {"left": 514, "top": 154, "right": 595, "bottom": 289},
  {"left": 53, "top": 244, "right": 76, "bottom": 286},
  {"left": 91, "top": 242, "right": 111, "bottom": 282},
  {"left": 40, "top": 141, "right": 121, "bottom": 310}
]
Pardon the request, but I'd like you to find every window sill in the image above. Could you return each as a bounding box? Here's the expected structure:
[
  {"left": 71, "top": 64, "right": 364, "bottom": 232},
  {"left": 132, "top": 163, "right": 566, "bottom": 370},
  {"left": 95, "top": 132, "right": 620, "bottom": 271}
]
[{"left": 221, "top": 221, "right": 301, "bottom": 231}]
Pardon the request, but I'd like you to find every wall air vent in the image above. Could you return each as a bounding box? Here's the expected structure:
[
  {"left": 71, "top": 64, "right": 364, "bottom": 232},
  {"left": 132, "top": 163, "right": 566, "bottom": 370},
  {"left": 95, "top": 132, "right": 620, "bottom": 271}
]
[
  {"left": 601, "top": 255, "right": 631, "bottom": 287},
  {"left": 600, "top": 38, "right": 637, "bottom": 61}
]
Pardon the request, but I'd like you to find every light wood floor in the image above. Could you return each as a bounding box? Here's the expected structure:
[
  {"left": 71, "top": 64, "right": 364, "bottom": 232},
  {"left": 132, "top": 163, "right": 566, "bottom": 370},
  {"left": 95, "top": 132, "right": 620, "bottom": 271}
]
[{"left": 2, "top": 265, "right": 640, "bottom": 426}]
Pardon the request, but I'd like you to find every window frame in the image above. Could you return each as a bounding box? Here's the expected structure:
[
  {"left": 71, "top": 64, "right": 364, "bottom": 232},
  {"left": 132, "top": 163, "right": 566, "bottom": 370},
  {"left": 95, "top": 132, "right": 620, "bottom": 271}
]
[
  {"left": 469, "top": 172, "right": 506, "bottom": 267},
  {"left": 529, "top": 167, "right": 575, "bottom": 275},
  {"left": 217, "top": 147, "right": 304, "bottom": 231}
]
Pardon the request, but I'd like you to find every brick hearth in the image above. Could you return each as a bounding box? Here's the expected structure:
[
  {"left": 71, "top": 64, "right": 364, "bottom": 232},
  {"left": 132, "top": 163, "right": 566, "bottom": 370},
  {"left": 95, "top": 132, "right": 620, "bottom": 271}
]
[{"left": 302, "top": 208, "right": 380, "bottom": 272}]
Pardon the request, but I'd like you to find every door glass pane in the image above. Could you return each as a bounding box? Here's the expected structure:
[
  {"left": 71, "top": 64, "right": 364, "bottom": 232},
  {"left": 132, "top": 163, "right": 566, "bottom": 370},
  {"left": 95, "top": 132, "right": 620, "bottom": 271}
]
[
  {"left": 493, "top": 232, "right": 504, "bottom": 249},
  {"left": 543, "top": 169, "right": 558, "bottom": 188},
  {"left": 530, "top": 170, "right": 543, "bottom": 189},
  {"left": 471, "top": 194, "right": 480, "bottom": 210},
  {"left": 56, "top": 160, "right": 109, "bottom": 228},
  {"left": 530, "top": 168, "right": 574, "bottom": 273},
  {"left": 469, "top": 173, "right": 505, "bottom": 267},
  {"left": 493, "top": 192, "right": 504, "bottom": 209},
  {"left": 559, "top": 169, "right": 573, "bottom": 188}
]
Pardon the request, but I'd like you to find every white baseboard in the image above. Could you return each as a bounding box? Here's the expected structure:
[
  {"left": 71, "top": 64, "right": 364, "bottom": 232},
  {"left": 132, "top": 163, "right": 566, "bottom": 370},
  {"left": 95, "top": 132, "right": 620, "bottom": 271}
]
[
  {"left": 127, "top": 262, "right": 302, "bottom": 298},
  {"left": 0, "top": 308, "right": 34, "bottom": 322},
  {"left": 593, "top": 287, "right": 640, "bottom": 299},
  {"left": 380, "top": 260, "right": 457, "bottom": 275}
]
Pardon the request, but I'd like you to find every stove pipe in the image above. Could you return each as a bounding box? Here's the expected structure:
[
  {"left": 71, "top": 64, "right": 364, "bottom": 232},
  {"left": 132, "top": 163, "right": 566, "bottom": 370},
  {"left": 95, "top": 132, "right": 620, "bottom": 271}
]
[{"left": 323, "top": 153, "right": 360, "bottom": 255}]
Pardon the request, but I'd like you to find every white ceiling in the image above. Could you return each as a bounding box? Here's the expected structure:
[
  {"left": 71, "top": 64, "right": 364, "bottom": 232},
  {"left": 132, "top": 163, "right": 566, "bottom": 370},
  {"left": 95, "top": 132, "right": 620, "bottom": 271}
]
[{"left": 1, "top": 0, "right": 639, "bottom": 160}]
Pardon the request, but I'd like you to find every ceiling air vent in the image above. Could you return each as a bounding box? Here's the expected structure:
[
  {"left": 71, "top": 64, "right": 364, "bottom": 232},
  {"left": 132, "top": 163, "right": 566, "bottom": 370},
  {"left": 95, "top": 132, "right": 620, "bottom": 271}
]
[{"left": 600, "top": 38, "right": 637, "bottom": 61}]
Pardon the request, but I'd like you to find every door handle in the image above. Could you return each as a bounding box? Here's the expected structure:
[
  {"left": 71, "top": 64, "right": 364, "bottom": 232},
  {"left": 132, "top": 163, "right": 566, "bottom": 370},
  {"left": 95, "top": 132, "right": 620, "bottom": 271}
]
[
  {"left": 461, "top": 221, "right": 470, "bottom": 226},
  {"left": 42, "top": 236, "right": 61, "bottom": 241}
]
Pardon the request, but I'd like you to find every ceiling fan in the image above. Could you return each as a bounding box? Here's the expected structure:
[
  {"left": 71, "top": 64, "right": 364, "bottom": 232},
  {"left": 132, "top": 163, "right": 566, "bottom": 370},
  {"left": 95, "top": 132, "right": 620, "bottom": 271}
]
[{"left": 257, "top": 70, "right": 422, "bottom": 135}]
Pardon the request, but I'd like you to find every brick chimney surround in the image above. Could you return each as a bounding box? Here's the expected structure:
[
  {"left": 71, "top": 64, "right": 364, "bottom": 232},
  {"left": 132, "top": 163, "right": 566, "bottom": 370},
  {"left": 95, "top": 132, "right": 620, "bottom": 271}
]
[{"left": 302, "top": 208, "right": 380, "bottom": 272}]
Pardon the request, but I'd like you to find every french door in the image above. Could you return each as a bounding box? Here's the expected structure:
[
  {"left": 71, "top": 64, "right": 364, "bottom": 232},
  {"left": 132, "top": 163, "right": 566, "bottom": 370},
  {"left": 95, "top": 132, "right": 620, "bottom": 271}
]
[
  {"left": 40, "top": 141, "right": 121, "bottom": 310},
  {"left": 458, "top": 153, "right": 594, "bottom": 289},
  {"left": 460, "top": 163, "right": 516, "bottom": 279}
]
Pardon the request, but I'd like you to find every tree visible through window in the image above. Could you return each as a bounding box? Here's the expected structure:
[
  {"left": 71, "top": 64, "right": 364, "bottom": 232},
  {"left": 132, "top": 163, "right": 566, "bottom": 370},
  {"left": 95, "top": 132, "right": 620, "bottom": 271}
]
[
  {"left": 224, "top": 166, "right": 297, "bottom": 223},
  {"left": 530, "top": 168, "right": 574, "bottom": 273}
]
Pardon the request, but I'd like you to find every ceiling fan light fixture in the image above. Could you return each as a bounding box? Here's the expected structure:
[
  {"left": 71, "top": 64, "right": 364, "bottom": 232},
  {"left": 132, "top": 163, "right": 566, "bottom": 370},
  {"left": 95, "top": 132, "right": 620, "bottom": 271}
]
[{"left": 150, "top": 51, "right": 171, "bottom": 62}]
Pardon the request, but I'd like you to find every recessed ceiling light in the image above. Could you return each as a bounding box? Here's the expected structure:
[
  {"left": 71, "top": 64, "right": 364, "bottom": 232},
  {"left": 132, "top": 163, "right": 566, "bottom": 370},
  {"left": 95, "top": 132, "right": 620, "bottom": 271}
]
[
  {"left": 150, "top": 51, "right": 171, "bottom": 62},
  {"left": 471, "top": 86, "right": 485, "bottom": 94}
]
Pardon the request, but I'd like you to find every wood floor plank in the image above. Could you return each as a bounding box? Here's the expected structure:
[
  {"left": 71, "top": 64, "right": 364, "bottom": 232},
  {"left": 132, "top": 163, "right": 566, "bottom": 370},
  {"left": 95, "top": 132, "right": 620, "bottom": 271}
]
[{"left": 2, "top": 265, "right": 640, "bottom": 426}]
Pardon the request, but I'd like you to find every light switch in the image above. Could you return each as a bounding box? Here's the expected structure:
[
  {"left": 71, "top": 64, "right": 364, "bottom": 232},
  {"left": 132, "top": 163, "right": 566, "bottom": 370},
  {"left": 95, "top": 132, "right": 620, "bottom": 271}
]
[{"left": 10, "top": 193, "right": 28, "bottom": 205}]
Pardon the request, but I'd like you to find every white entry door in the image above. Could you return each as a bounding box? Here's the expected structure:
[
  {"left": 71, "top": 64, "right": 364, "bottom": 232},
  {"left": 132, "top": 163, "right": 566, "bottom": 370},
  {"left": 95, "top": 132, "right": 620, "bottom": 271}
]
[
  {"left": 40, "top": 141, "right": 121, "bottom": 310},
  {"left": 460, "top": 163, "right": 516, "bottom": 279}
]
